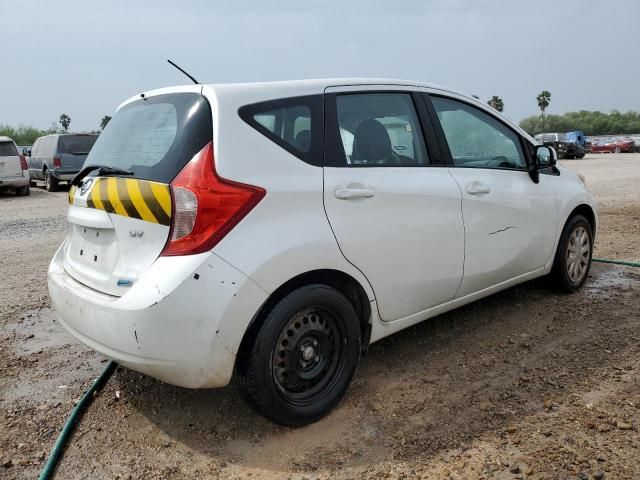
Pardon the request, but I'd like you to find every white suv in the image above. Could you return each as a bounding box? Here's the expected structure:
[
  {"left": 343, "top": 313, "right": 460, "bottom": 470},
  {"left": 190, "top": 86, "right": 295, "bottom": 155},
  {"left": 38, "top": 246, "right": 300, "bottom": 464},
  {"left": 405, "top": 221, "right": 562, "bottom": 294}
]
[
  {"left": 0, "top": 136, "right": 30, "bottom": 195},
  {"left": 48, "top": 79, "right": 597, "bottom": 426}
]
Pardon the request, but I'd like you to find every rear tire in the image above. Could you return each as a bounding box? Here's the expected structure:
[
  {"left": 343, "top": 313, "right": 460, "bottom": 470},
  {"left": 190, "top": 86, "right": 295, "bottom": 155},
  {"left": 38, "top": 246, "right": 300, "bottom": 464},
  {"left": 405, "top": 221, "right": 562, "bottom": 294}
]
[
  {"left": 44, "top": 170, "right": 58, "bottom": 192},
  {"left": 234, "top": 284, "right": 361, "bottom": 426},
  {"left": 550, "top": 215, "right": 593, "bottom": 293},
  {"left": 15, "top": 185, "right": 30, "bottom": 196}
]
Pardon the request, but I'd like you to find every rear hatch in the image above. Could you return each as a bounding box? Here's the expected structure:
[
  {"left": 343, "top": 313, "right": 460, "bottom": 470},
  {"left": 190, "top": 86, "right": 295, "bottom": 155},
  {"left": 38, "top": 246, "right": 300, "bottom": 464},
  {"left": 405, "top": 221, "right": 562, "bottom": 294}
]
[
  {"left": 0, "top": 140, "right": 22, "bottom": 179},
  {"left": 57, "top": 134, "right": 99, "bottom": 173},
  {"left": 64, "top": 90, "right": 212, "bottom": 296}
]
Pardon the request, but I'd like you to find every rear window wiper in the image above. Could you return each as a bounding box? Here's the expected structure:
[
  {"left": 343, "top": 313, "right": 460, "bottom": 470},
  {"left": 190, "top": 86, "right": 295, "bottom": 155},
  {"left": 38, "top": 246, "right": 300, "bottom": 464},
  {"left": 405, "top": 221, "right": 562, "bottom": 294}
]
[{"left": 72, "top": 165, "right": 134, "bottom": 186}]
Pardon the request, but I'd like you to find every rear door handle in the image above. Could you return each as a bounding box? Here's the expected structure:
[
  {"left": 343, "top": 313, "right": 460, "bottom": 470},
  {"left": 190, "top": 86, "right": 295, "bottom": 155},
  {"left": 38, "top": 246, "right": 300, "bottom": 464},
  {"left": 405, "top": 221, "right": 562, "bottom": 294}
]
[
  {"left": 466, "top": 181, "right": 491, "bottom": 195},
  {"left": 334, "top": 187, "right": 376, "bottom": 200}
]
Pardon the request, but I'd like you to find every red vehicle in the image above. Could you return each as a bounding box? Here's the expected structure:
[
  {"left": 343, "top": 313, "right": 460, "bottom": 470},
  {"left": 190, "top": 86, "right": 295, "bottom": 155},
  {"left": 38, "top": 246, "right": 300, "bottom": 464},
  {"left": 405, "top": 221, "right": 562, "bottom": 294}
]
[{"left": 590, "top": 138, "right": 635, "bottom": 153}]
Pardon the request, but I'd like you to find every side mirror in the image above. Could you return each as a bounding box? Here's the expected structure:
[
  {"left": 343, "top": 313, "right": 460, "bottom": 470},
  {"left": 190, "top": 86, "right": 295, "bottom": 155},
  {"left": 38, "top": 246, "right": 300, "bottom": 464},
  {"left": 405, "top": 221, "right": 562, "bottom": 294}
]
[
  {"left": 534, "top": 145, "right": 557, "bottom": 169},
  {"left": 25, "top": 148, "right": 31, "bottom": 156}
]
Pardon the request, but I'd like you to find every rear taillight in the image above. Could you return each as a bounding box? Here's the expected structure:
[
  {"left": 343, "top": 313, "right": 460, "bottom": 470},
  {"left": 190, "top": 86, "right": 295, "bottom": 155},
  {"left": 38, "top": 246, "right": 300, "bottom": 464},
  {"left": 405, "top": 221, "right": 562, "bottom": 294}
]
[
  {"left": 53, "top": 156, "right": 61, "bottom": 168},
  {"left": 19, "top": 155, "right": 28, "bottom": 170},
  {"left": 160, "top": 141, "right": 266, "bottom": 256}
]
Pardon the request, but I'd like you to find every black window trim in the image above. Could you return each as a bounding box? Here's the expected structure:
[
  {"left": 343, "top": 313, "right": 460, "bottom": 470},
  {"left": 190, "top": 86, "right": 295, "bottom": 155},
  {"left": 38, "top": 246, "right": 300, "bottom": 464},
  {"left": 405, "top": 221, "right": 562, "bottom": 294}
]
[
  {"left": 238, "top": 94, "right": 323, "bottom": 167},
  {"left": 423, "top": 93, "right": 533, "bottom": 173},
  {"left": 323, "top": 89, "right": 443, "bottom": 168}
]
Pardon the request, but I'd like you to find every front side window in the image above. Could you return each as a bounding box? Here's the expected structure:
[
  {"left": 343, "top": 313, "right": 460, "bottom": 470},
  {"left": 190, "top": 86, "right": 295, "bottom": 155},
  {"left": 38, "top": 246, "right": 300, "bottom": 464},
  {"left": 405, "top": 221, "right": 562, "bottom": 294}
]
[
  {"left": 431, "top": 96, "right": 526, "bottom": 170},
  {"left": 335, "top": 93, "right": 428, "bottom": 166}
]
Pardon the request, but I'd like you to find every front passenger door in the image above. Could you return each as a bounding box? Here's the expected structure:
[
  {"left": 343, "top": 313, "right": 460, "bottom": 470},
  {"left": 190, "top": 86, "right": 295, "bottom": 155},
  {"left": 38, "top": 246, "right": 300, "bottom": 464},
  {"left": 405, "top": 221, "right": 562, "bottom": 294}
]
[{"left": 427, "top": 94, "right": 557, "bottom": 297}]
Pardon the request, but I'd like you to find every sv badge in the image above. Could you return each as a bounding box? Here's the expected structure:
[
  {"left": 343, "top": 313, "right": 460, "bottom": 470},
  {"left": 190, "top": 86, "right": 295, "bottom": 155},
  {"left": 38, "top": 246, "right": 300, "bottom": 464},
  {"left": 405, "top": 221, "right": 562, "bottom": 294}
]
[{"left": 129, "top": 230, "right": 144, "bottom": 238}]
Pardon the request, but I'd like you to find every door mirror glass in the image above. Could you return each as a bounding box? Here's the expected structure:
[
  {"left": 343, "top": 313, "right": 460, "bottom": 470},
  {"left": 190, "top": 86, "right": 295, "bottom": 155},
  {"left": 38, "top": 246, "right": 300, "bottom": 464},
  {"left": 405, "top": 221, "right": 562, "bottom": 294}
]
[{"left": 534, "top": 145, "right": 557, "bottom": 168}]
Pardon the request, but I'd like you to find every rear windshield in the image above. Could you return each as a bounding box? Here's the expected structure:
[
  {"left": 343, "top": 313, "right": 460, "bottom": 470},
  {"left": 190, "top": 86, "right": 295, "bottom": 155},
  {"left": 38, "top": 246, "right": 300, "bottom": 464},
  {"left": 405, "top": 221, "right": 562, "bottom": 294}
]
[
  {"left": 83, "top": 93, "right": 212, "bottom": 183},
  {"left": 58, "top": 135, "right": 98, "bottom": 154},
  {"left": 0, "top": 141, "right": 18, "bottom": 156}
]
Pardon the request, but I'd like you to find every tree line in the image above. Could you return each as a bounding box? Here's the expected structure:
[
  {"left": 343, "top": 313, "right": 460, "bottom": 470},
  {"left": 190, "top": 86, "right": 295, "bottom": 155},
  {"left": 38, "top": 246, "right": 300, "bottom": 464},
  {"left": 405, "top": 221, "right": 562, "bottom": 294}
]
[
  {"left": 0, "top": 114, "right": 111, "bottom": 145},
  {"left": 519, "top": 110, "right": 640, "bottom": 136}
]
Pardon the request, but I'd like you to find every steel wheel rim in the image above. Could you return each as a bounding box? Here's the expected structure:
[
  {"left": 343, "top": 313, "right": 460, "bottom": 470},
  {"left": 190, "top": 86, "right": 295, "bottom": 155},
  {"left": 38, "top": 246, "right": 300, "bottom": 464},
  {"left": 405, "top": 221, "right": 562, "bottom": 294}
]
[
  {"left": 45, "top": 172, "right": 50, "bottom": 189},
  {"left": 566, "top": 225, "right": 590, "bottom": 283},
  {"left": 272, "top": 306, "right": 346, "bottom": 407}
]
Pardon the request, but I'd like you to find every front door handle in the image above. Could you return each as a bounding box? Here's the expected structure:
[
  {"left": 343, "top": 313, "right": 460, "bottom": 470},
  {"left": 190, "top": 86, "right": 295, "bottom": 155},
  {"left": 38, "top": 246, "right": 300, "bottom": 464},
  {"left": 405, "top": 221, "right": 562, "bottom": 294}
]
[
  {"left": 466, "top": 181, "right": 491, "bottom": 195},
  {"left": 334, "top": 187, "right": 376, "bottom": 200}
]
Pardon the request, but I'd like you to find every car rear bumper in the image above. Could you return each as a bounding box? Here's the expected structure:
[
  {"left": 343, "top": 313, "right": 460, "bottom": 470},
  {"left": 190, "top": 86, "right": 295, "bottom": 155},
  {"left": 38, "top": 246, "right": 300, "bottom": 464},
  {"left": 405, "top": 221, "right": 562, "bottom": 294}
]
[
  {"left": 48, "top": 241, "right": 268, "bottom": 388},
  {"left": 0, "top": 175, "right": 29, "bottom": 187}
]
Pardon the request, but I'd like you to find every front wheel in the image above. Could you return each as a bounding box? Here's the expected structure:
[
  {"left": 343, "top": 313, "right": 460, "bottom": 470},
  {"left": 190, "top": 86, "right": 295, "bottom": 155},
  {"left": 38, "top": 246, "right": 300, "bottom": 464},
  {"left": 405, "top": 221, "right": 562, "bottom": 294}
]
[
  {"left": 613, "top": 146, "right": 621, "bottom": 153},
  {"left": 550, "top": 215, "right": 593, "bottom": 292},
  {"left": 234, "top": 284, "right": 361, "bottom": 426}
]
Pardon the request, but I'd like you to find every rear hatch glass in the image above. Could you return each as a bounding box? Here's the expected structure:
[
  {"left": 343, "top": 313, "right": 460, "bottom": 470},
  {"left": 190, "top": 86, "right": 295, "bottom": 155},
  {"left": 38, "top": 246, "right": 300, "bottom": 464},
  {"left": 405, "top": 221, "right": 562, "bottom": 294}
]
[
  {"left": 59, "top": 135, "right": 98, "bottom": 154},
  {"left": 64, "top": 93, "right": 212, "bottom": 296},
  {"left": 58, "top": 135, "right": 99, "bottom": 172}
]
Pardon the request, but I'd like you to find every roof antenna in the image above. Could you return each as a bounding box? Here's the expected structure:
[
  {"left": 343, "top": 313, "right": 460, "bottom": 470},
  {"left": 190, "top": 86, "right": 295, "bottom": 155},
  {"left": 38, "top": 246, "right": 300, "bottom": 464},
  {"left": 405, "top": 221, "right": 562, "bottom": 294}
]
[{"left": 167, "top": 59, "right": 199, "bottom": 84}]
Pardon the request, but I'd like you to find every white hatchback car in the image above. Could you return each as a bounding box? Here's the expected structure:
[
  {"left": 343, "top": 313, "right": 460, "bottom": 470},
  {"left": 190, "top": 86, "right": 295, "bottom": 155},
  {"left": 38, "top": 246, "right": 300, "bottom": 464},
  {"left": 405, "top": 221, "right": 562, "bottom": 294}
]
[{"left": 49, "top": 79, "right": 597, "bottom": 426}]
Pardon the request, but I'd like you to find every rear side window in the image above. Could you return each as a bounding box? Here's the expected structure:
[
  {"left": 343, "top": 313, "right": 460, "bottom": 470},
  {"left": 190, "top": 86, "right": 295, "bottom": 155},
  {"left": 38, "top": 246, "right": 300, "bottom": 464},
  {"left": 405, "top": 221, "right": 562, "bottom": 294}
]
[
  {"left": 239, "top": 95, "right": 322, "bottom": 166},
  {"left": 83, "top": 93, "right": 212, "bottom": 183},
  {"left": 0, "top": 141, "right": 18, "bottom": 156},
  {"left": 58, "top": 135, "right": 98, "bottom": 154}
]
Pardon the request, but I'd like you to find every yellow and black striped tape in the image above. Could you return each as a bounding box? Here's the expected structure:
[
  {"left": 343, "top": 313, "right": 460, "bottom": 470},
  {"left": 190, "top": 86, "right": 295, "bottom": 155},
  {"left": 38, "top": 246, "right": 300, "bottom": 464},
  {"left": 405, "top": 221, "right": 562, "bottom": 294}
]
[{"left": 70, "top": 177, "right": 172, "bottom": 226}]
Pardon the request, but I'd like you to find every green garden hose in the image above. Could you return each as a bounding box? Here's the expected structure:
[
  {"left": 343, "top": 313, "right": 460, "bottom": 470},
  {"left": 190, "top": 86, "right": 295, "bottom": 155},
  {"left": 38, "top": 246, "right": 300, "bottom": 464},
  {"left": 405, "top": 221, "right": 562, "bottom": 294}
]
[
  {"left": 593, "top": 258, "right": 640, "bottom": 267},
  {"left": 38, "top": 361, "right": 117, "bottom": 480}
]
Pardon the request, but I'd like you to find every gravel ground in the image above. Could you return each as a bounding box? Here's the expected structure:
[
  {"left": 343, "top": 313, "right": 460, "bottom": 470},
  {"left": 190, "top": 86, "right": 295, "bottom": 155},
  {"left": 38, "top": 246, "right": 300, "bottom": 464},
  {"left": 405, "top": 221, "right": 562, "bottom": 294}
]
[{"left": 1, "top": 154, "right": 639, "bottom": 479}]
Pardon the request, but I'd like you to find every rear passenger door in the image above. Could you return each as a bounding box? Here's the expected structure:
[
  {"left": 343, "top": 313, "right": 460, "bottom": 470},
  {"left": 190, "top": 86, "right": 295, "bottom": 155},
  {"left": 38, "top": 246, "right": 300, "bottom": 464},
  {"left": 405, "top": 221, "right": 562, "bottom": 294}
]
[{"left": 323, "top": 87, "right": 465, "bottom": 322}]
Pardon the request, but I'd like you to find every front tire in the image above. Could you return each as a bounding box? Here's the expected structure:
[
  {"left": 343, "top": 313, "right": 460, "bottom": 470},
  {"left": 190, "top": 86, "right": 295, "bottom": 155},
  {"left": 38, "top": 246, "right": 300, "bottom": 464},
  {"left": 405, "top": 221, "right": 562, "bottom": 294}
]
[
  {"left": 613, "top": 146, "right": 621, "bottom": 153},
  {"left": 234, "top": 284, "right": 361, "bottom": 426},
  {"left": 551, "top": 215, "right": 593, "bottom": 292},
  {"left": 44, "top": 170, "right": 58, "bottom": 192}
]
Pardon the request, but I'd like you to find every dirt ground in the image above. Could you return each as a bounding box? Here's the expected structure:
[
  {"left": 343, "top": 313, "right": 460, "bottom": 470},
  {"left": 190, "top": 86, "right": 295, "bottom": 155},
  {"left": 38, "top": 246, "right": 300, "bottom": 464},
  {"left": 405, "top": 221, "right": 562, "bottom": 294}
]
[{"left": 1, "top": 154, "right": 639, "bottom": 480}]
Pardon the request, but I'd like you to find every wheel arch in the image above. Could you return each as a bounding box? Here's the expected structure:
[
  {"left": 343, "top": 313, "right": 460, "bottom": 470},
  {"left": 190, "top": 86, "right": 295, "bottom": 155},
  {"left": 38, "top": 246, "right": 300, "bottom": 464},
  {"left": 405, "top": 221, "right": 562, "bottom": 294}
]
[
  {"left": 234, "top": 269, "right": 373, "bottom": 376},
  {"left": 566, "top": 204, "right": 596, "bottom": 237}
]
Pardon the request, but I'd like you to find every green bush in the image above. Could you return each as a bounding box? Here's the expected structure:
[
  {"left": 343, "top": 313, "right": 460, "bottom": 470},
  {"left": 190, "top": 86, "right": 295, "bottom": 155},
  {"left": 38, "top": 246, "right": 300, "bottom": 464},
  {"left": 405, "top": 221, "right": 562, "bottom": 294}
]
[{"left": 520, "top": 111, "right": 640, "bottom": 136}]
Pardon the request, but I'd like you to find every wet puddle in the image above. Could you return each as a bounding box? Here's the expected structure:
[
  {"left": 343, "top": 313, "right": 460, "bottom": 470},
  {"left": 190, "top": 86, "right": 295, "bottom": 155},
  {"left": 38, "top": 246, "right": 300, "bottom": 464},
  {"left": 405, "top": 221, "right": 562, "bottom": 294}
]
[{"left": 584, "top": 263, "right": 636, "bottom": 298}]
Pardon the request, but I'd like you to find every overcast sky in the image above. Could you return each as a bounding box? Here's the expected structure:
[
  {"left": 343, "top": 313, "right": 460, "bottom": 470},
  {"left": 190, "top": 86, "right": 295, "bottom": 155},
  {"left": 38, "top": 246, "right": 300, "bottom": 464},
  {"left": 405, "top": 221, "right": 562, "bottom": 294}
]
[{"left": 2, "top": 0, "right": 639, "bottom": 131}]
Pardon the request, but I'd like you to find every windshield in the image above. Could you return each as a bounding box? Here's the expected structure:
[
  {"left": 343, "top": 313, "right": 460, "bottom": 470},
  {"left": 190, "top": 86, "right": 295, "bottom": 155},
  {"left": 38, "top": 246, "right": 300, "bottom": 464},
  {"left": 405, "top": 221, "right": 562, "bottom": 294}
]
[
  {"left": 83, "top": 93, "right": 212, "bottom": 183},
  {"left": 58, "top": 135, "right": 98, "bottom": 154}
]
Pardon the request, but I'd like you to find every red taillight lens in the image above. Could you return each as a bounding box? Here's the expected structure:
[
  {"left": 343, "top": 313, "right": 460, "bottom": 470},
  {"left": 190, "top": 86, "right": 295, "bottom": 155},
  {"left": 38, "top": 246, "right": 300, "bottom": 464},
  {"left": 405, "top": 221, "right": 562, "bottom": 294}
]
[
  {"left": 19, "top": 155, "right": 28, "bottom": 170},
  {"left": 160, "top": 141, "right": 266, "bottom": 256},
  {"left": 53, "top": 156, "right": 61, "bottom": 168}
]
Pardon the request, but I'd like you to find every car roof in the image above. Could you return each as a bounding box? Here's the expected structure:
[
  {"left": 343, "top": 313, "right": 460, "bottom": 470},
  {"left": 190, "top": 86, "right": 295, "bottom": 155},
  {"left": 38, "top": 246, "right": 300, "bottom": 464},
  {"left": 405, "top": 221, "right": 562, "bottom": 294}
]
[{"left": 0, "top": 136, "right": 16, "bottom": 143}]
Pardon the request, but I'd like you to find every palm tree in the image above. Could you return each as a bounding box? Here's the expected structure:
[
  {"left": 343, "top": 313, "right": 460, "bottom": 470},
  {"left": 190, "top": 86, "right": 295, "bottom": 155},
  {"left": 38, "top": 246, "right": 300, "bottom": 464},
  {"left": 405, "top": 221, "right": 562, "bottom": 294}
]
[
  {"left": 536, "top": 91, "right": 551, "bottom": 118},
  {"left": 100, "top": 115, "right": 112, "bottom": 130},
  {"left": 59, "top": 114, "right": 71, "bottom": 132},
  {"left": 487, "top": 96, "right": 504, "bottom": 112}
]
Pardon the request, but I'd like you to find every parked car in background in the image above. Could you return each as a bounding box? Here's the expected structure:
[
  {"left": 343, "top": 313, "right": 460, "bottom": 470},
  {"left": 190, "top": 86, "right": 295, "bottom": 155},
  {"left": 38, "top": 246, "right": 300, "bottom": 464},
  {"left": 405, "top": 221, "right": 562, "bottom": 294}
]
[
  {"left": 534, "top": 132, "right": 585, "bottom": 159},
  {"left": 0, "top": 136, "right": 30, "bottom": 195},
  {"left": 29, "top": 133, "right": 99, "bottom": 191},
  {"left": 50, "top": 79, "right": 597, "bottom": 426},
  {"left": 18, "top": 145, "right": 32, "bottom": 156},
  {"left": 590, "top": 138, "right": 635, "bottom": 154}
]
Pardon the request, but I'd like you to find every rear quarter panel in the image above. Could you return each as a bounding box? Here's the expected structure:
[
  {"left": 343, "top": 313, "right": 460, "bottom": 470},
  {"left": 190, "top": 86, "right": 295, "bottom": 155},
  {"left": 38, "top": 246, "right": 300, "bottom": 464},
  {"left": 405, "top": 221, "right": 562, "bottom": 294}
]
[{"left": 202, "top": 85, "right": 375, "bottom": 300}]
